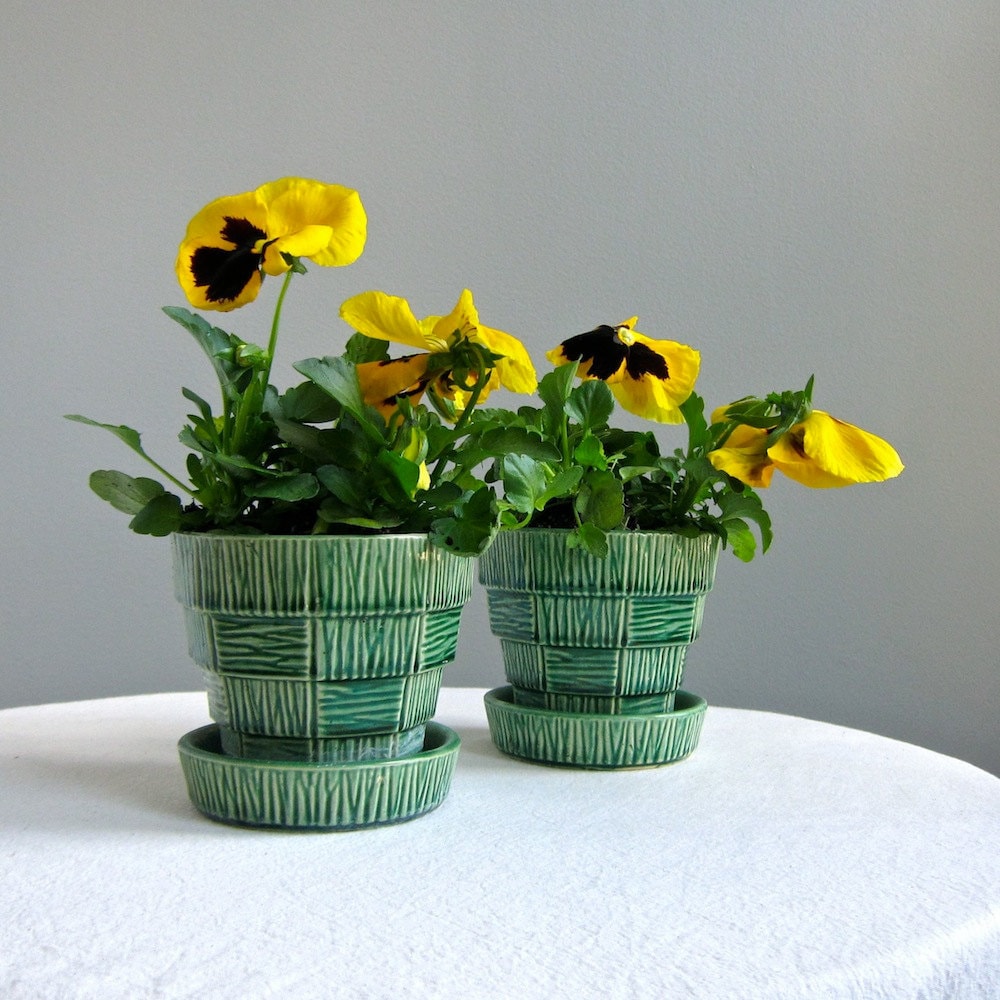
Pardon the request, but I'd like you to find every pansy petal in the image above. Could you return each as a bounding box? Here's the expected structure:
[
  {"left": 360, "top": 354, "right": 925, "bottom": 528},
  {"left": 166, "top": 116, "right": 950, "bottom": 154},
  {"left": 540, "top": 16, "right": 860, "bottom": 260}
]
[
  {"left": 429, "top": 289, "right": 479, "bottom": 351},
  {"left": 610, "top": 336, "right": 700, "bottom": 423},
  {"left": 708, "top": 424, "right": 774, "bottom": 487},
  {"left": 608, "top": 372, "right": 685, "bottom": 423},
  {"left": 475, "top": 324, "right": 538, "bottom": 393},
  {"left": 355, "top": 354, "right": 432, "bottom": 415},
  {"left": 768, "top": 410, "right": 904, "bottom": 488},
  {"left": 260, "top": 226, "right": 337, "bottom": 275},
  {"left": 257, "top": 177, "right": 367, "bottom": 267},
  {"left": 340, "top": 291, "right": 430, "bottom": 350},
  {"left": 717, "top": 423, "right": 765, "bottom": 450},
  {"left": 175, "top": 190, "right": 268, "bottom": 311},
  {"left": 628, "top": 332, "right": 700, "bottom": 391},
  {"left": 708, "top": 444, "right": 776, "bottom": 488},
  {"left": 180, "top": 190, "right": 268, "bottom": 243},
  {"left": 177, "top": 241, "right": 264, "bottom": 310}
]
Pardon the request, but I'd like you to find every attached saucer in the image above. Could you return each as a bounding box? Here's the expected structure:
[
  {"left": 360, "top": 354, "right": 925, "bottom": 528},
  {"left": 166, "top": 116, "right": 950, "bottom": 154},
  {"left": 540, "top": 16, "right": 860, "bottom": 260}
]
[
  {"left": 484, "top": 685, "right": 706, "bottom": 769},
  {"left": 178, "top": 721, "right": 460, "bottom": 830}
]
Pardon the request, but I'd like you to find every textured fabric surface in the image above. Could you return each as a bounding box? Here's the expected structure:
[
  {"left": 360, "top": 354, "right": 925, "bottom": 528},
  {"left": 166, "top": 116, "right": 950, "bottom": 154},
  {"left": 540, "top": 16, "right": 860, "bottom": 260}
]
[{"left": 1, "top": 689, "right": 998, "bottom": 999}]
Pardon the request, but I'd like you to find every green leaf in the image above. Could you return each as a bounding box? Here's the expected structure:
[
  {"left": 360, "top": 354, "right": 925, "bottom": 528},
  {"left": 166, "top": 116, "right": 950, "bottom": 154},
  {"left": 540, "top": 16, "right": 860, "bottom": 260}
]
[
  {"left": 272, "top": 382, "right": 341, "bottom": 423},
  {"left": 537, "top": 363, "right": 577, "bottom": 410},
  {"left": 66, "top": 414, "right": 145, "bottom": 455},
  {"left": 573, "top": 432, "right": 607, "bottom": 470},
  {"left": 376, "top": 450, "right": 421, "bottom": 499},
  {"left": 571, "top": 522, "right": 609, "bottom": 559},
  {"left": 538, "top": 364, "right": 577, "bottom": 439},
  {"left": 716, "top": 487, "right": 773, "bottom": 555},
  {"left": 162, "top": 306, "right": 249, "bottom": 401},
  {"left": 722, "top": 519, "right": 756, "bottom": 562},
  {"left": 542, "top": 466, "right": 583, "bottom": 501},
  {"left": 181, "top": 387, "right": 217, "bottom": 426},
  {"left": 680, "top": 392, "right": 709, "bottom": 453},
  {"left": 566, "top": 379, "right": 614, "bottom": 431},
  {"left": 464, "top": 426, "right": 562, "bottom": 465},
  {"left": 429, "top": 486, "right": 499, "bottom": 556},
  {"left": 294, "top": 356, "right": 369, "bottom": 422},
  {"left": 89, "top": 470, "right": 165, "bottom": 515},
  {"left": 273, "top": 420, "right": 352, "bottom": 464},
  {"left": 247, "top": 474, "right": 320, "bottom": 502},
  {"left": 182, "top": 441, "right": 280, "bottom": 480},
  {"left": 576, "top": 469, "right": 625, "bottom": 531},
  {"left": 66, "top": 414, "right": 190, "bottom": 497},
  {"left": 316, "top": 464, "right": 372, "bottom": 512},
  {"left": 502, "top": 454, "right": 549, "bottom": 514},
  {"left": 317, "top": 499, "right": 396, "bottom": 531},
  {"left": 344, "top": 332, "right": 390, "bottom": 364},
  {"left": 128, "top": 492, "right": 182, "bottom": 536}
]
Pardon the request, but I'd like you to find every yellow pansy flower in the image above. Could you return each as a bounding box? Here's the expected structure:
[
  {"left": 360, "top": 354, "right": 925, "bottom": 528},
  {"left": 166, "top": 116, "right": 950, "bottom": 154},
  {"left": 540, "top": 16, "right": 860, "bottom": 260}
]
[
  {"left": 709, "top": 407, "right": 904, "bottom": 488},
  {"left": 546, "top": 317, "right": 700, "bottom": 423},
  {"left": 342, "top": 289, "right": 537, "bottom": 416},
  {"left": 767, "top": 410, "right": 904, "bottom": 487},
  {"left": 706, "top": 418, "right": 776, "bottom": 488},
  {"left": 176, "top": 177, "right": 366, "bottom": 311}
]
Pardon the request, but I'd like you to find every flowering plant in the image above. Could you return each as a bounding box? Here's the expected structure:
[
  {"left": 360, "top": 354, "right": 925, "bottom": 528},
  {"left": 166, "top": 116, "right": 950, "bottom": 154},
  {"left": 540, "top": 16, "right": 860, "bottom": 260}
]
[
  {"left": 458, "top": 317, "right": 904, "bottom": 560},
  {"left": 69, "top": 177, "right": 902, "bottom": 562},
  {"left": 67, "top": 177, "right": 536, "bottom": 554}
]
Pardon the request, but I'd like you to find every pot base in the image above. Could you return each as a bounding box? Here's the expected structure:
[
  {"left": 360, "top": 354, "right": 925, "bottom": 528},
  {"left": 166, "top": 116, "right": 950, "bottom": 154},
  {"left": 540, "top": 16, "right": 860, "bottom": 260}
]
[
  {"left": 484, "top": 685, "right": 706, "bottom": 769},
  {"left": 217, "top": 724, "right": 427, "bottom": 762},
  {"left": 178, "top": 721, "right": 460, "bottom": 830}
]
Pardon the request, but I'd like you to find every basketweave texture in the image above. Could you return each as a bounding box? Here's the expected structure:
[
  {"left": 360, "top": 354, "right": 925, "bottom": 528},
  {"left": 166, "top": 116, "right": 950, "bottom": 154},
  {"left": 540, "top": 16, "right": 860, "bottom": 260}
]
[
  {"left": 173, "top": 534, "right": 473, "bottom": 681},
  {"left": 479, "top": 530, "right": 720, "bottom": 700}
]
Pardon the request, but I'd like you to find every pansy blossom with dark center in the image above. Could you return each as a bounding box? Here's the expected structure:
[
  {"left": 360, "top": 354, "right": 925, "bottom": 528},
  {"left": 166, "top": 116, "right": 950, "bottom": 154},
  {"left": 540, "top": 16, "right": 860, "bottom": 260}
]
[
  {"left": 176, "top": 178, "right": 367, "bottom": 312},
  {"left": 546, "top": 317, "right": 700, "bottom": 423}
]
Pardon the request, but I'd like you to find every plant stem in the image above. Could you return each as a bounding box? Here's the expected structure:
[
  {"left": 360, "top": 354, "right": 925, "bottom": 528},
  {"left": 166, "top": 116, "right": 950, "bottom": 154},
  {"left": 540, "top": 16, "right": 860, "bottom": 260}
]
[
  {"left": 142, "top": 454, "right": 196, "bottom": 498},
  {"left": 428, "top": 369, "right": 490, "bottom": 487},
  {"left": 230, "top": 269, "right": 296, "bottom": 457},
  {"left": 260, "top": 268, "right": 296, "bottom": 392}
]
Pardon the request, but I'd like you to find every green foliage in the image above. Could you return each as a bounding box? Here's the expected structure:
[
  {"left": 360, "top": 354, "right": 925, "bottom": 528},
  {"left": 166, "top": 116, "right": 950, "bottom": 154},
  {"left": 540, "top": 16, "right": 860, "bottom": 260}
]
[
  {"left": 458, "top": 365, "right": 794, "bottom": 561},
  {"left": 65, "top": 281, "right": 506, "bottom": 554},
  {"left": 68, "top": 250, "right": 809, "bottom": 563}
]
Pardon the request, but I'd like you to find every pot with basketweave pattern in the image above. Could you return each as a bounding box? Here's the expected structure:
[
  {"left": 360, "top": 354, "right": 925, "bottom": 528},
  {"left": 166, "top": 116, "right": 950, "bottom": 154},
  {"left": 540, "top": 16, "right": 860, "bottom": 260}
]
[
  {"left": 480, "top": 529, "right": 719, "bottom": 769},
  {"left": 173, "top": 533, "right": 470, "bottom": 830}
]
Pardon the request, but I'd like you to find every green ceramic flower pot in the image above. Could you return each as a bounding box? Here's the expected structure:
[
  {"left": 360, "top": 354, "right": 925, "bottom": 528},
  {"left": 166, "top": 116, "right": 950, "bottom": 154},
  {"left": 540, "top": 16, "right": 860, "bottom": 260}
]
[
  {"left": 478, "top": 530, "right": 719, "bottom": 767},
  {"left": 479, "top": 529, "right": 720, "bottom": 703},
  {"left": 173, "top": 533, "right": 473, "bottom": 760}
]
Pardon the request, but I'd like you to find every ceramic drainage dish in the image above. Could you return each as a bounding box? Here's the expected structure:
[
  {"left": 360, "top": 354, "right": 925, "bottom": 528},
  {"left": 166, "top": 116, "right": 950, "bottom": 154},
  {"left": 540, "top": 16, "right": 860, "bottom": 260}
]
[
  {"left": 483, "top": 686, "right": 707, "bottom": 769},
  {"left": 479, "top": 529, "right": 720, "bottom": 768},
  {"left": 172, "top": 533, "right": 472, "bottom": 829},
  {"left": 179, "top": 722, "right": 461, "bottom": 830}
]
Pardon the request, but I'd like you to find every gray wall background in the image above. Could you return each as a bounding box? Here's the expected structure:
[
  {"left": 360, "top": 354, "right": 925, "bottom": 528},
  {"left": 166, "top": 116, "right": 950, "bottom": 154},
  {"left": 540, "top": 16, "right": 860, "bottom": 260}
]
[{"left": 3, "top": 2, "right": 998, "bottom": 775}]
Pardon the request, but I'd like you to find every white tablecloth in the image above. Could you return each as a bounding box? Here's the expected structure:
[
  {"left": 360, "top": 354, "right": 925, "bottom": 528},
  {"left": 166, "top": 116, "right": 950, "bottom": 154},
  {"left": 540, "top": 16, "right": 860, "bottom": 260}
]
[{"left": 1, "top": 689, "right": 998, "bottom": 999}]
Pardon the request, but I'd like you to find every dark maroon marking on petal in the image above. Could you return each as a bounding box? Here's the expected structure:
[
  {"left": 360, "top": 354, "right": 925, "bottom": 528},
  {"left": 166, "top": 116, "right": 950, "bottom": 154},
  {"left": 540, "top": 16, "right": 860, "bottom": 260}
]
[
  {"left": 378, "top": 353, "right": 420, "bottom": 367},
  {"left": 188, "top": 215, "right": 268, "bottom": 303},
  {"left": 623, "top": 341, "right": 669, "bottom": 380},
  {"left": 557, "top": 326, "right": 671, "bottom": 382},
  {"left": 190, "top": 245, "right": 261, "bottom": 303},
  {"left": 220, "top": 216, "right": 266, "bottom": 249},
  {"left": 557, "top": 326, "right": 626, "bottom": 380}
]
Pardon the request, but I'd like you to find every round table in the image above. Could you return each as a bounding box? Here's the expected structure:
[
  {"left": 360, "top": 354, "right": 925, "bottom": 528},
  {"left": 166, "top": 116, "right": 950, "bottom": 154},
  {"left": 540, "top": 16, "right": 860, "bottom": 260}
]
[{"left": 2, "top": 689, "right": 998, "bottom": 999}]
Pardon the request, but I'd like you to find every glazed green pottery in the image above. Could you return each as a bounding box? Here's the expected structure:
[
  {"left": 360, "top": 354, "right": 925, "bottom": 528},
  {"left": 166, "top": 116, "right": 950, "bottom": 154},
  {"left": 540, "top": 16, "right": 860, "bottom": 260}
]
[
  {"left": 484, "top": 686, "right": 707, "bottom": 769},
  {"left": 179, "top": 722, "right": 461, "bottom": 830},
  {"left": 478, "top": 529, "right": 720, "bottom": 768},
  {"left": 172, "top": 533, "right": 472, "bottom": 829}
]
